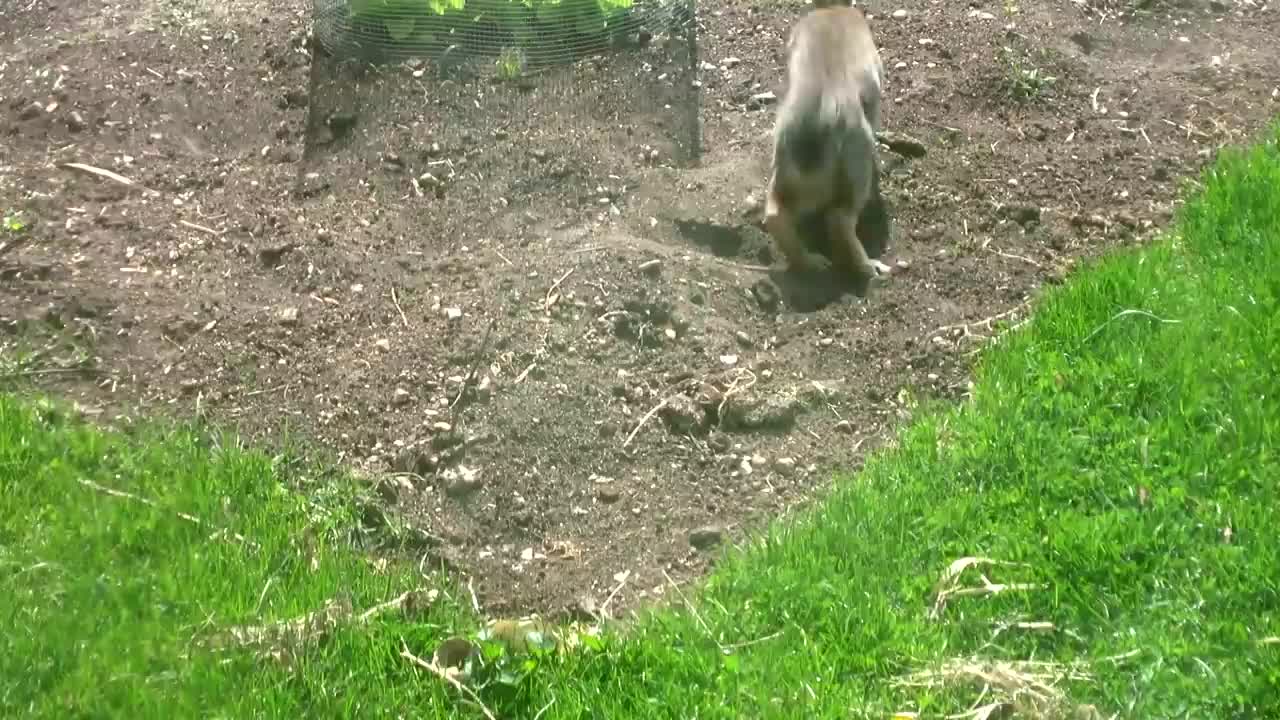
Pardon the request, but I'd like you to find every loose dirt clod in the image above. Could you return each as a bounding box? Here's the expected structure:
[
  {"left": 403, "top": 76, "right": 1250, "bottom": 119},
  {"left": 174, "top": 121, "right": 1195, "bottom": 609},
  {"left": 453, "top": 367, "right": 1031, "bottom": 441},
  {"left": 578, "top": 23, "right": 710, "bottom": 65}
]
[{"left": 689, "top": 525, "right": 725, "bottom": 550}]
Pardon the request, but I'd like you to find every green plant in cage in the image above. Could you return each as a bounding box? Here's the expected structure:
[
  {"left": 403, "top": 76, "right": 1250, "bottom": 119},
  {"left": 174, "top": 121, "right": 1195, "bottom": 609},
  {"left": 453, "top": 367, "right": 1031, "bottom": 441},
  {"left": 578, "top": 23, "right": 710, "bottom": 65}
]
[
  {"left": 344, "top": 0, "right": 450, "bottom": 42},
  {"left": 494, "top": 46, "right": 527, "bottom": 79},
  {"left": 2, "top": 210, "right": 27, "bottom": 235}
]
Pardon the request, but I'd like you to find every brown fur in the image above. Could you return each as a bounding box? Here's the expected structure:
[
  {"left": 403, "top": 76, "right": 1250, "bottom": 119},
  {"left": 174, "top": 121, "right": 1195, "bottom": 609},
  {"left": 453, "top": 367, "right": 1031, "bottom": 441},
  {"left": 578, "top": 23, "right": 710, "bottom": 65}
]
[{"left": 764, "top": 1, "right": 886, "bottom": 296}]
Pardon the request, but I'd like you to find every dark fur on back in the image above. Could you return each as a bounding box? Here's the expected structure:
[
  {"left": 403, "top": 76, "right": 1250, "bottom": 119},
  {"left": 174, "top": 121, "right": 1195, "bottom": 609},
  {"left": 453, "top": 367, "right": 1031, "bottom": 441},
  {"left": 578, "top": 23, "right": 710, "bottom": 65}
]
[{"left": 778, "top": 100, "right": 848, "bottom": 174}]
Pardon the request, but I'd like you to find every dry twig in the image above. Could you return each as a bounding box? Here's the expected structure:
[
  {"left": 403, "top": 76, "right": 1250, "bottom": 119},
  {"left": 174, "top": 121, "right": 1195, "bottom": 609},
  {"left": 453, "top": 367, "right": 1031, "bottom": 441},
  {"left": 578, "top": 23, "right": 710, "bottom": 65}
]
[
  {"left": 544, "top": 267, "right": 575, "bottom": 311},
  {"left": 205, "top": 588, "right": 436, "bottom": 664},
  {"left": 76, "top": 477, "right": 258, "bottom": 549},
  {"left": 1081, "top": 308, "right": 1180, "bottom": 345},
  {"left": 450, "top": 320, "right": 495, "bottom": 409},
  {"left": 0, "top": 366, "right": 98, "bottom": 380},
  {"left": 662, "top": 569, "right": 728, "bottom": 654},
  {"left": 927, "top": 302, "right": 1031, "bottom": 343},
  {"left": 179, "top": 219, "right": 225, "bottom": 236},
  {"left": 623, "top": 394, "right": 674, "bottom": 448},
  {"left": 60, "top": 162, "right": 159, "bottom": 196},
  {"left": 400, "top": 642, "right": 499, "bottom": 720},
  {"left": 391, "top": 287, "right": 410, "bottom": 328},
  {"left": 893, "top": 656, "right": 1098, "bottom": 719},
  {"left": 930, "top": 556, "right": 1043, "bottom": 620}
]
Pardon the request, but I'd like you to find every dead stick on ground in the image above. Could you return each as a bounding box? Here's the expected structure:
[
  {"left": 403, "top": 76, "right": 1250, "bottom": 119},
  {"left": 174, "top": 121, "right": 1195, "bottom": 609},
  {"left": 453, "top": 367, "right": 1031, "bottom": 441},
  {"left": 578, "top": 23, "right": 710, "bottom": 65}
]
[
  {"left": 466, "top": 577, "right": 481, "bottom": 614},
  {"left": 623, "top": 395, "right": 673, "bottom": 448},
  {"left": 358, "top": 589, "right": 425, "bottom": 623},
  {"left": 1081, "top": 308, "right": 1180, "bottom": 345},
  {"left": 451, "top": 319, "right": 496, "bottom": 409},
  {"left": 59, "top": 162, "right": 160, "bottom": 196},
  {"left": 391, "top": 287, "right": 410, "bottom": 329},
  {"left": 76, "top": 478, "right": 258, "bottom": 549},
  {"left": 0, "top": 366, "right": 97, "bottom": 380},
  {"left": 179, "top": 219, "right": 224, "bottom": 236},
  {"left": 400, "top": 642, "right": 499, "bottom": 720},
  {"left": 927, "top": 302, "right": 1029, "bottom": 340},
  {"left": 715, "top": 369, "right": 757, "bottom": 425},
  {"left": 532, "top": 696, "right": 556, "bottom": 720},
  {"left": 662, "top": 569, "right": 728, "bottom": 654},
  {"left": 544, "top": 267, "right": 575, "bottom": 310},
  {"left": 984, "top": 243, "right": 1043, "bottom": 269},
  {"left": 600, "top": 571, "right": 630, "bottom": 620},
  {"left": 244, "top": 385, "right": 290, "bottom": 398},
  {"left": 724, "top": 630, "right": 783, "bottom": 651}
]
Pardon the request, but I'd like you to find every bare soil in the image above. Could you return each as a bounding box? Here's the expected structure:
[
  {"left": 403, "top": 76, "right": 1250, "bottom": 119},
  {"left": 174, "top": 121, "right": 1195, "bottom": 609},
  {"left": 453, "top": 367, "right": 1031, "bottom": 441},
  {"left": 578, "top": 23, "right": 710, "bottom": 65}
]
[{"left": 2, "top": 0, "right": 1277, "bottom": 618}]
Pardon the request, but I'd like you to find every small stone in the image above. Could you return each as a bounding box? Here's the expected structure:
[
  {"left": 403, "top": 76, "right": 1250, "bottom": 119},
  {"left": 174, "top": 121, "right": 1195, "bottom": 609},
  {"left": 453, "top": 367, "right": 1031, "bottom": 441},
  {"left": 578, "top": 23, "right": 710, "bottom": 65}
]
[
  {"left": 892, "top": 8, "right": 908, "bottom": 18},
  {"left": 750, "top": 454, "right": 767, "bottom": 467},
  {"left": 723, "top": 392, "right": 804, "bottom": 432},
  {"left": 443, "top": 465, "right": 483, "bottom": 498},
  {"left": 374, "top": 338, "right": 392, "bottom": 352},
  {"left": 689, "top": 525, "right": 724, "bottom": 550},
  {"left": 392, "top": 448, "right": 436, "bottom": 476},
  {"left": 708, "top": 433, "right": 731, "bottom": 453},
  {"left": 735, "top": 331, "right": 753, "bottom": 347},
  {"left": 775, "top": 457, "right": 796, "bottom": 476},
  {"left": 721, "top": 56, "right": 742, "bottom": 67},
  {"left": 751, "top": 278, "right": 781, "bottom": 313},
  {"left": 639, "top": 259, "right": 662, "bottom": 277},
  {"left": 750, "top": 91, "right": 777, "bottom": 107},
  {"left": 257, "top": 242, "right": 296, "bottom": 267},
  {"left": 739, "top": 457, "right": 754, "bottom": 475},
  {"left": 1001, "top": 204, "right": 1042, "bottom": 228},
  {"left": 720, "top": 354, "right": 739, "bottom": 366},
  {"left": 1069, "top": 31, "right": 1096, "bottom": 54},
  {"left": 445, "top": 307, "right": 463, "bottom": 321},
  {"left": 392, "top": 388, "right": 411, "bottom": 406},
  {"left": 66, "top": 111, "right": 87, "bottom": 132},
  {"left": 277, "top": 306, "right": 300, "bottom": 326},
  {"left": 878, "top": 131, "right": 927, "bottom": 159},
  {"left": 598, "top": 487, "right": 622, "bottom": 504},
  {"left": 659, "top": 393, "right": 705, "bottom": 435}
]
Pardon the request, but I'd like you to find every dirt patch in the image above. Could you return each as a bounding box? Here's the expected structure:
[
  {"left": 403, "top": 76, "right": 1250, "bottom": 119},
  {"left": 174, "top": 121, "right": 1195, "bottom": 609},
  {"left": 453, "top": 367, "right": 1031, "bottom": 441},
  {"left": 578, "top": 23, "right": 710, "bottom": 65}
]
[{"left": 2, "top": 0, "right": 1277, "bottom": 618}]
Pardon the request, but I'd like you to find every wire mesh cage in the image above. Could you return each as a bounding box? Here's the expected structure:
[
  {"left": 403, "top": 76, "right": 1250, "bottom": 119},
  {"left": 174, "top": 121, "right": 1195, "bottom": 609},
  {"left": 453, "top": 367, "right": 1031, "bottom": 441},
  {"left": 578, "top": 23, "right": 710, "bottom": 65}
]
[
  {"left": 311, "top": 0, "right": 696, "bottom": 71},
  {"left": 302, "top": 0, "right": 702, "bottom": 173}
]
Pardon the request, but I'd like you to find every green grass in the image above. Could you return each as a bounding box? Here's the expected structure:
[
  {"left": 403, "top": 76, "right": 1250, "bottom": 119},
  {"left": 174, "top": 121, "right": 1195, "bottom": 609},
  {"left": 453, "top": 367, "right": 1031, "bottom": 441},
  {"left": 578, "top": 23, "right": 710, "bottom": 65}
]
[{"left": 5, "top": 124, "right": 1280, "bottom": 717}]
